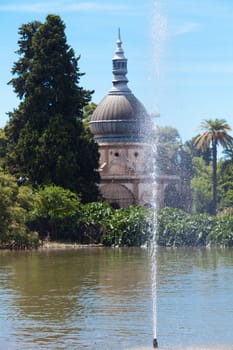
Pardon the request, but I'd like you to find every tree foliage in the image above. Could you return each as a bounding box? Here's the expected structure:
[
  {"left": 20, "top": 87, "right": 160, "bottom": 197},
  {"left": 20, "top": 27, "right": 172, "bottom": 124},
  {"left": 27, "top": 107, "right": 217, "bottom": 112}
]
[
  {"left": 78, "top": 201, "right": 113, "bottom": 244},
  {"left": 185, "top": 136, "right": 211, "bottom": 165},
  {"left": 156, "top": 207, "right": 213, "bottom": 247},
  {"left": 154, "top": 126, "right": 192, "bottom": 211},
  {"left": 101, "top": 205, "right": 152, "bottom": 247},
  {"left": 5, "top": 15, "right": 100, "bottom": 202},
  {"left": 0, "top": 129, "right": 7, "bottom": 168},
  {"left": 157, "top": 207, "right": 233, "bottom": 247},
  {"left": 0, "top": 168, "right": 39, "bottom": 248},
  {"left": 194, "top": 118, "right": 233, "bottom": 214},
  {"left": 29, "top": 185, "right": 81, "bottom": 241},
  {"left": 191, "top": 157, "right": 213, "bottom": 214},
  {"left": 218, "top": 160, "right": 233, "bottom": 210},
  {"left": 155, "top": 126, "right": 181, "bottom": 175}
]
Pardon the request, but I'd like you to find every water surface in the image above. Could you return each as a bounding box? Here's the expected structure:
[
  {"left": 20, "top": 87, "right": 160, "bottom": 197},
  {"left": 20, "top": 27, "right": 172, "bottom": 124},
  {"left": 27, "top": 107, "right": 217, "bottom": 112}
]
[{"left": 0, "top": 247, "right": 232, "bottom": 349}]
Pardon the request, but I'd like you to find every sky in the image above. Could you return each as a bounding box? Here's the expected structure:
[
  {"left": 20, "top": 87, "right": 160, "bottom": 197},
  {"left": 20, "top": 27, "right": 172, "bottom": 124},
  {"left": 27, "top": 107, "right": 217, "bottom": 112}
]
[{"left": 1, "top": 0, "right": 233, "bottom": 142}]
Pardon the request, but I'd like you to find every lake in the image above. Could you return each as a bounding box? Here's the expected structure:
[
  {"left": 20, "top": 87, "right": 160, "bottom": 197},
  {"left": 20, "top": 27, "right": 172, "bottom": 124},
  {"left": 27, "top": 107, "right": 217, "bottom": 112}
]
[{"left": 0, "top": 247, "right": 232, "bottom": 349}]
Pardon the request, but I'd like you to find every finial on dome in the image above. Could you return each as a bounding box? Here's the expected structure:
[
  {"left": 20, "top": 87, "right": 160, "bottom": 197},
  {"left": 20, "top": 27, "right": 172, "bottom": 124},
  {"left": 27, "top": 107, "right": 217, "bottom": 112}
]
[
  {"left": 118, "top": 28, "right": 121, "bottom": 42},
  {"left": 110, "top": 29, "right": 131, "bottom": 94},
  {"left": 115, "top": 28, "right": 124, "bottom": 57}
]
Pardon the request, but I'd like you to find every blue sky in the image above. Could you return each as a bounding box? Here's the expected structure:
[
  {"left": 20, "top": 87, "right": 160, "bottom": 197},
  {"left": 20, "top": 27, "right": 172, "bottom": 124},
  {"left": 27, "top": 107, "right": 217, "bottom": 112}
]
[{"left": 1, "top": 0, "right": 233, "bottom": 142}]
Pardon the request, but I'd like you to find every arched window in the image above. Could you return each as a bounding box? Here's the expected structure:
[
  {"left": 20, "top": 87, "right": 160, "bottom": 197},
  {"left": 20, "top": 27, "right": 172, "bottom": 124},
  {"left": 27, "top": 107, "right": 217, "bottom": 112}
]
[{"left": 101, "top": 184, "right": 135, "bottom": 208}]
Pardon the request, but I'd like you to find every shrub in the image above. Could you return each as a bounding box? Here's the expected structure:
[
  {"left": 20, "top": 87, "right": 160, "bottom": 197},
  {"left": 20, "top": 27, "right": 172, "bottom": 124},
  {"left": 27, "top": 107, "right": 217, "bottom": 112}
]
[
  {"left": 101, "top": 206, "right": 152, "bottom": 247},
  {"left": 0, "top": 169, "right": 40, "bottom": 249},
  {"left": 156, "top": 207, "right": 216, "bottom": 247},
  {"left": 207, "top": 215, "right": 233, "bottom": 247},
  {"left": 78, "top": 202, "right": 113, "bottom": 244},
  {"left": 29, "top": 185, "right": 81, "bottom": 241}
]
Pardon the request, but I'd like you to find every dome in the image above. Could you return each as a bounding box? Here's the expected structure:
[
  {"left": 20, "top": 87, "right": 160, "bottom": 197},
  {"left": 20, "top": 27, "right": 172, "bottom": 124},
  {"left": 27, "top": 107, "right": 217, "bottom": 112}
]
[
  {"left": 89, "top": 29, "right": 151, "bottom": 143},
  {"left": 89, "top": 92, "right": 150, "bottom": 142}
]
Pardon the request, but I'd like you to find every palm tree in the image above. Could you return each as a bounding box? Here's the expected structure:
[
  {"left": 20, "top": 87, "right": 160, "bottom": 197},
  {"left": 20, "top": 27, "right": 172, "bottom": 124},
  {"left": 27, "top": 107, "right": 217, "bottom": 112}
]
[{"left": 194, "top": 118, "right": 233, "bottom": 215}]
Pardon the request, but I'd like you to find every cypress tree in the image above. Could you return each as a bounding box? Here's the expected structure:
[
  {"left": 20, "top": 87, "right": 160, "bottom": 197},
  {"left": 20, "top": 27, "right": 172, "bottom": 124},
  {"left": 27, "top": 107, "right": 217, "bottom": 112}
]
[{"left": 5, "top": 15, "right": 100, "bottom": 202}]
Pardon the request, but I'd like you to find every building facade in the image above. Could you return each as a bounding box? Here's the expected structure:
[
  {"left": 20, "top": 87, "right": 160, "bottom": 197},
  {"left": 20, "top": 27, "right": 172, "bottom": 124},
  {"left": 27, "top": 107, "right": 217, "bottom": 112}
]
[
  {"left": 89, "top": 30, "right": 154, "bottom": 208},
  {"left": 89, "top": 30, "right": 191, "bottom": 210}
]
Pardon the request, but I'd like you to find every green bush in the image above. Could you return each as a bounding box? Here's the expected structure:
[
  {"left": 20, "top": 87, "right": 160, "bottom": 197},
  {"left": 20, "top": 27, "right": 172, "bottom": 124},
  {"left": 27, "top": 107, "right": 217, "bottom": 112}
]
[
  {"left": 101, "top": 206, "right": 152, "bottom": 247},
  {"left": 78, "top": 202, "right": 113, "bottom": 244},
  {"left": 0, "top": 231, "right": 40, "bottom": 250},
  {"left": 156, "top": 207, "right": 216, "bottom": 247},
  {"left": 207, "top": 215, "right": 233, "bottom": 247},
  {"left": 0, "top": 169, "right": 40, "bottom": 249},
  {"left": 156, "top": 207, "right": 233, "bottom": 247},
  {"left": 29, "top": 185, "right": 81, "bottom": 241},
  {"left": 2, "top": 175, "right": 233, "bottom": 249}
]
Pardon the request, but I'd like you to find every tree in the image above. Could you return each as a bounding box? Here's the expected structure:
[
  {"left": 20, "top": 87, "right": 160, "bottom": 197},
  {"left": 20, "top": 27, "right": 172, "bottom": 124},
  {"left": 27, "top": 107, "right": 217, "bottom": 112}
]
[
  {"left": 83, "top": 102, "right": 97, "bottom": 120},
  {"left": 0, "top": 168, "right": 39, "bottom": 248},
  {"left": 217, "top": 146, "right": 233, "bottom": 210},
  {"left": 30, "top": 185, "right": 81, "bottom": 241},
  {"left": 184, "top": 136, "right": 211, "bottom": 165},
  {"left": 191, "top": 157, "right": 213, "bottom": 214},
  {"left": 0, "top": 128, "right": 7, "bottom": 165},
  {"left": 154, "top": 126, "right": 192, "bottom": 210},
  {"left": 218, "top": 160, "right": 233, "bottom": 210},
  {"left": 194, "top": 119, "right": 233, "bottom": 215},
  {"left": 155, "top": 126, "right": 181, "bottom": 175},
  {"left": 5, "top": 15, "right": 100, "bottom": 202},
  {"left": 163, "top": 184, "right": 182, "bottom": 209}
]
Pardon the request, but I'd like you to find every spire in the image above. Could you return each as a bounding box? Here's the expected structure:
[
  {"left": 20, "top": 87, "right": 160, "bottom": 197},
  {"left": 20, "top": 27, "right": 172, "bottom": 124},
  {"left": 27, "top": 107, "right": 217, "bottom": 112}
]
[
  {"left": 109, "top": 29, "right": 131, "bottom": 94},
  {"left": 118, "top": 27, "right": 121, "bottom": 41}
]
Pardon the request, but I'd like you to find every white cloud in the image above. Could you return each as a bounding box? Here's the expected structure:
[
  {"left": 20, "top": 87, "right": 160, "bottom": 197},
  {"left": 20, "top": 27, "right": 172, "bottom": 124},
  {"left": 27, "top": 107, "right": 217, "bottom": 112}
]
[
  {"left": 172, "top": 22, "right": 201, "bottom": 36},
  {"left": 0, "top": 1, "right": 128, "bottom": 13}
]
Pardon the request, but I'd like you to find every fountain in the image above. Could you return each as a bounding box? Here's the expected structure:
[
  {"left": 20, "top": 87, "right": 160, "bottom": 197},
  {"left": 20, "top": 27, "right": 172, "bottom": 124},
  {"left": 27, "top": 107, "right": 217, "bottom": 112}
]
[
  {"left": 150, "top": 1, "right": 168, "bottom": 348},
  {"left": 150, "top": 143, "right": 159, "bottom": 349}
]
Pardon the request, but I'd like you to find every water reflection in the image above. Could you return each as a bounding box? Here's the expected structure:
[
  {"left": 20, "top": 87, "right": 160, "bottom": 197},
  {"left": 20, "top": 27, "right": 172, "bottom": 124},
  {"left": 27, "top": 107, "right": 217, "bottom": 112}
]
[
  {"left": 0, "top": 248, "right": 233, "bottom": 349},
  {"left": 0, "top": 248, "right": 152, "bottom": 349}
]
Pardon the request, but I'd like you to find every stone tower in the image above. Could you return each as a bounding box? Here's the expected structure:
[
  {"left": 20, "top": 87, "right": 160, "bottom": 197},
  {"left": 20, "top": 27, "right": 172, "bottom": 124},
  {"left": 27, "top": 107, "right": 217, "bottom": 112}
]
[{"left": 89, "top": 30, "right": 153, "bottom": 208}]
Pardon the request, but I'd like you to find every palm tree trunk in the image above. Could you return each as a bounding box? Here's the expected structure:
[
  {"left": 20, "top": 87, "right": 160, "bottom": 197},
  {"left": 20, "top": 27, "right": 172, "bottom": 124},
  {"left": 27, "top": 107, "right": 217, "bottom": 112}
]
[{"left": 212, "top": 140, "right": 217, "bottom": 215}]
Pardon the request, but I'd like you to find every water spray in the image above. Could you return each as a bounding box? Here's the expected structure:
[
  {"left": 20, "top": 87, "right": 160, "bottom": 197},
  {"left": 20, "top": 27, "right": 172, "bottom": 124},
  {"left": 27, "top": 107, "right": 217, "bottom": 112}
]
[{"left": 150, "top": 1, "right": 168, "bottom": 348}]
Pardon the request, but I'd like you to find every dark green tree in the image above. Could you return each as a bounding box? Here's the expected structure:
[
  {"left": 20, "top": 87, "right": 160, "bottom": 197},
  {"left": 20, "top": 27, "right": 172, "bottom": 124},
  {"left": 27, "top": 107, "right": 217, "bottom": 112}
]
[
  {"left": 0, "top": 128, "right": 7, "bottom": 163},
  {"left": 218, "top": 160, "right": 233, "bottom": 210},
  {"left": 155, "top": 126, "right": 181, "bottom": 175},
  {"left": 184, "top": 136, "right": 211, "bottom": 165},
  {"left": 155, "top": 126, "right": 192, "bottom": 211},
  {"left": 191, "top": 157, "right": 213, "bottom": 214},
  {"left": 217, "top": 146, "right": 233, "bottom": 210},
  {"left": 194, "top": 118, "right": 233, "bottom": 215},
  {"left": 5, "top": 15, "right": 99, "bottom": 202}
]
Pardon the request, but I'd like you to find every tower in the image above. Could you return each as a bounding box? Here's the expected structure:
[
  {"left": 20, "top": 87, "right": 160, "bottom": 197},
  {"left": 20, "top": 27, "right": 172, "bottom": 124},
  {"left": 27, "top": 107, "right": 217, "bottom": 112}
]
[{"left": 89, "top": 30, "right": 153, "bottom": 208}]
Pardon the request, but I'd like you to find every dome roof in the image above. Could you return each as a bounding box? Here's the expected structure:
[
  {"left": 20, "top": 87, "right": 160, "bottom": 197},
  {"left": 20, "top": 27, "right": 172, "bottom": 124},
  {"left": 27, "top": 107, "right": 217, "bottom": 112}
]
[
  {"left": 90, "top": 93, "right": 147, "bottom": 122},
  {"left": 89, "top": 30, "right": 151, "bottom": 143},
  {"left": 89, "top": 92, "right": 150, "bottom": 142}
]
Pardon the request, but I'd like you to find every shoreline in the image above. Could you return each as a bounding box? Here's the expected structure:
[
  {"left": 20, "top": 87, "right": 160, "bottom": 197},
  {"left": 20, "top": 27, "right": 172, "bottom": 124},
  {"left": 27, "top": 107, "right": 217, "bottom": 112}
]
[{"left": 40, "top": 241, "right": 104, "bottom": 249}]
